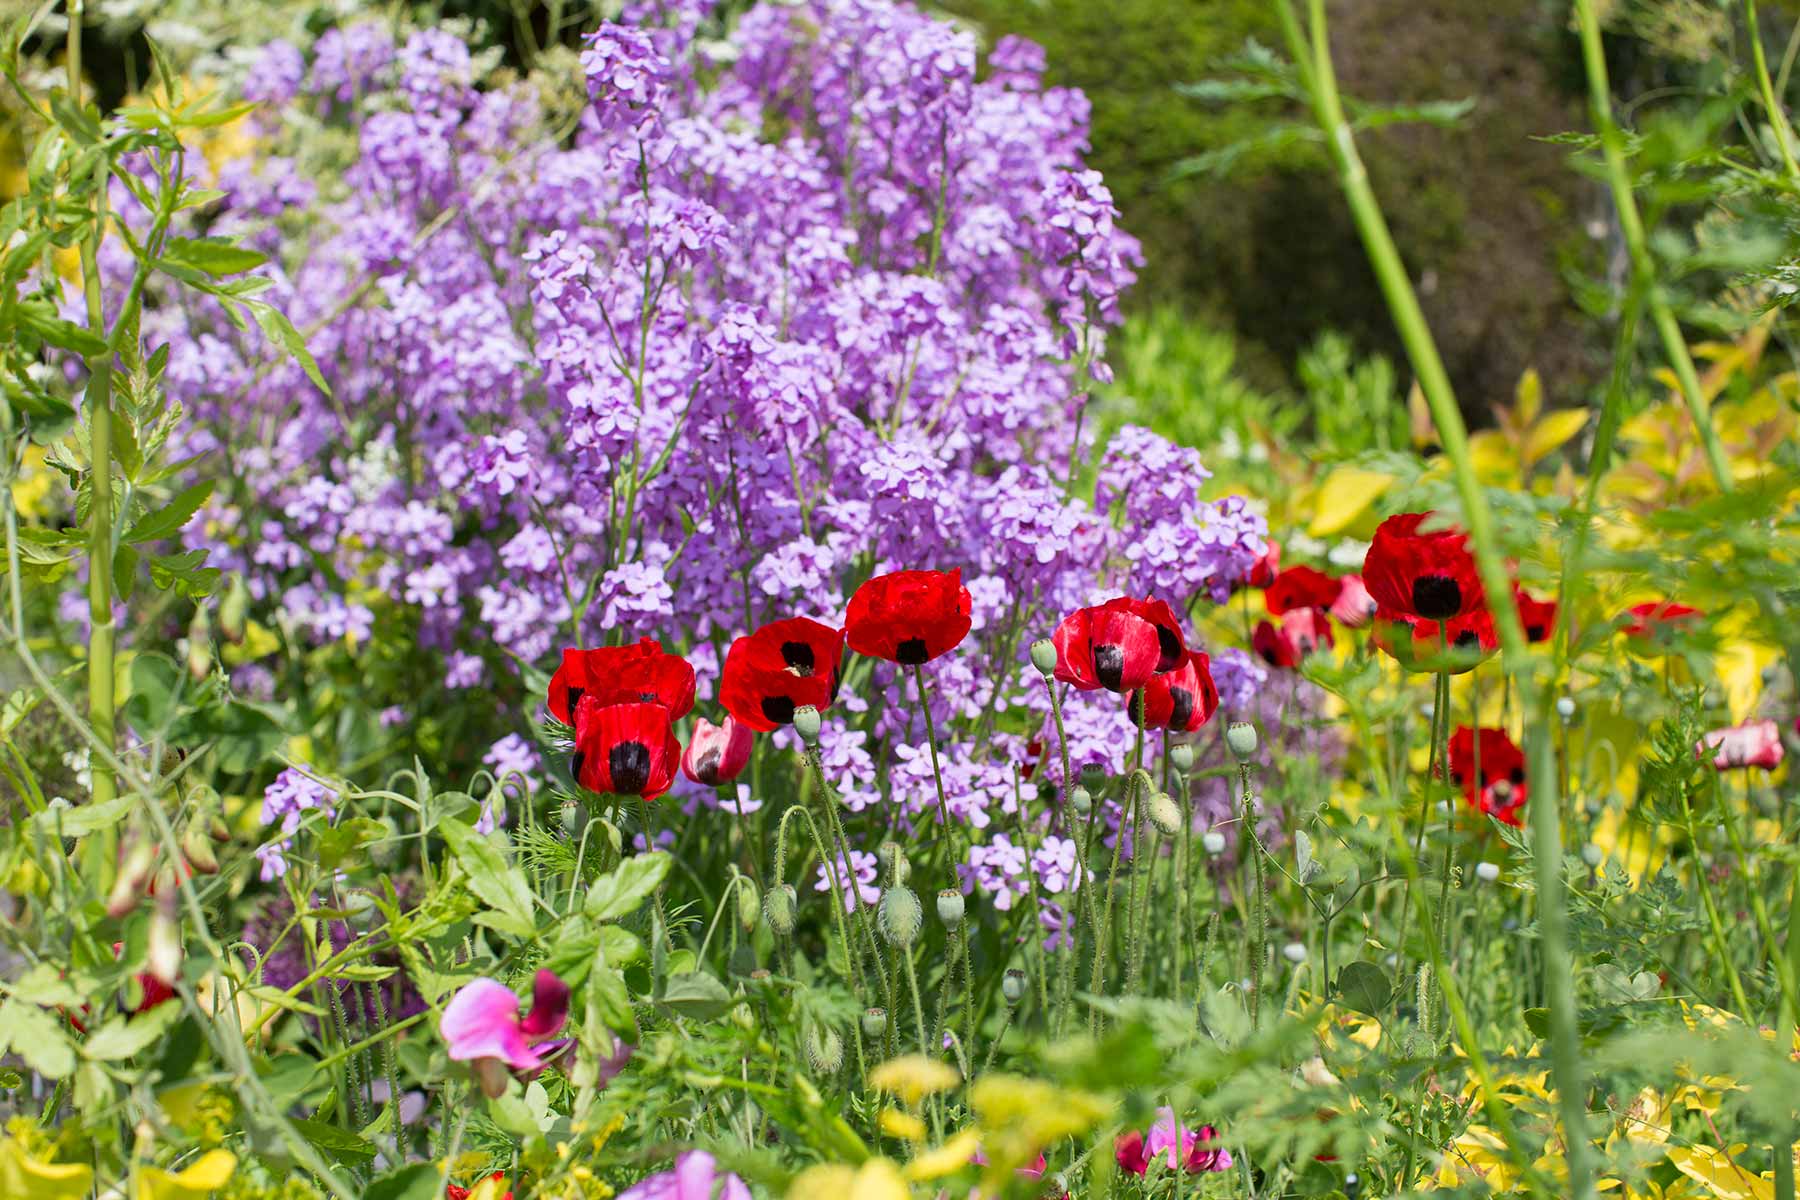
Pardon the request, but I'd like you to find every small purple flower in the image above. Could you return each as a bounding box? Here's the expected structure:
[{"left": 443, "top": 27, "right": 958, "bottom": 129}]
[{"left": 814, "top": 850, "right": 880, "bottom": 913}]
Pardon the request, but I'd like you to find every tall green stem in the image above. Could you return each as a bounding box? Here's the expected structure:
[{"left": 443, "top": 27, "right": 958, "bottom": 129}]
[{"left": 1745, "top": 0, "right": 1800, "bottom": 180}]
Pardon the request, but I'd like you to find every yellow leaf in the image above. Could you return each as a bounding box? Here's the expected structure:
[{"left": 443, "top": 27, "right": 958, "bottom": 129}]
[
  {"left": 902, "top": 1129, "right": 979, "bottom": 1181},
  {"left": 867, "top": 1056, "right": 959, "bottom": 1107},
  {"left": 1524, "top": 409, "right": 1588, "bottom": 465},
  {"left": 1307, "top": 465, "right": 1394, "bottom": 538},
  {"left": 221, "top": 620, "right": 281, "bottom": 666},
  {"left": 1466, "top": 431, "right": 1518, "bottom": 487},
  {"left": 879, "top": 1108, "right": 927, "bottom": 1142},
  {"left": 0, "top": 1138, "right": 93, "bottom": 1200},
  {"left": 788, "top": 1160, "right": 910, "bottom": 1200},
  {"left": 135, "top": 1150, "right": 237, "bottom": 1200},
  {"left": 1667, "top": 1144, "right": 1773, "bottom": 1200},
  {"left": 1515, "top": 367, "right": 1544, "bottom": 425}
]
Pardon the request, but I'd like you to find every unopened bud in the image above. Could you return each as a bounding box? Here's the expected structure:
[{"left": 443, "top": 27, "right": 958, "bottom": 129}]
[
  {"left": 736, "top": 880, "right": 760, "bottom": 932},
  {"left": 370, "top": 815, "right": 401, "bottom": 868},
  {"left": 147, "top": 904, "right": 181, "bottom": 987},
  {"left": 1581, "top": 843, "right": 1603, "bottom": 867},
  {"left": 878, "top": 841, "right": 910, "bottom": 885},
  {"left": 186, "top": 607, "right": 212, "bottom": 682},
  {"left": 219, "top": 574, "right": 250, "bottom": 644},
  {"left": 179, "top": 823, "right": 219, "bottom": 875},
  {"left": 561, "top": 799, "right": 589, "bottom": 838},
  {"left": 792, "top": 705, "right": 821, "bottom": 743},
  {"left": 343, "top": 890, "right": 379, "bottom": 930},
  {"left": 879, "top": 885, "right": 923, "bottom": 947},
  {"left": 1078, "top": 763, "right": 1106, "bottom": 792},
  {"left": 1282, "top": 941, "right": 1307, "bottom": 964},
  {"left": 107, "top": 839, "right": 156, "bottom": 918},
  {"left": 861, "top": 1007, "right": 887, "bottom": 1038},
  {"left": 1202, "top": 830, "right": 1227, "bottom": 857},
  {"left": 763, "top": 883, "right": 796, "bottom": 936},
  {"left": 1475, "top": 861, "right": 1500, "bottom": 883},
  {"left": 936, "top": 889, "right": 964, "bottom": 927},
  {"left": 803, "top": 1023, "right": 843, "bottom": 1074},
  {"left": 1029, "top": 639, "right": 1058, "bottom": 676},
  {"left": 1148, "top": 791, "right": 1182, "bottom": 837},
  {"left": 1556, "top": 696, "right": 1576, "bottom": 721},
  {"left": 1069, "top": 785, "right": 1092, "bottom": 817},
  {"left": 1226, "top": 722, "right": 1258, "bottom": 762},
  {"left": 1168, "top": 743, "right": 1195, "bottom": 773},
  {"left": 1002, "top": 968, "right": 1026, "bottom": 1005}
]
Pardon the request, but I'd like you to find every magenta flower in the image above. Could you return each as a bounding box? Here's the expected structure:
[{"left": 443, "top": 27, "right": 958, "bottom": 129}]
[
  {"left": 1145, "top": 1106, "right": 1233, "bottom": 1174},
  {"left": 618, "top": 1151, "right": 751, "bottom": 1200},
  {"left": 440, "top": 969, "right": 571, "bottom": 1097},
  {"left": 1698, "top": 719, "right": 1785, "bottom": 771}
]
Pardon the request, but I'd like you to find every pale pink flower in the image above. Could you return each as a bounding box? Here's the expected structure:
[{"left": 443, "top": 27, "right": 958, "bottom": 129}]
[
  {"left": 1698, "top": 719, "right": 1784, "bottom": 771},
  {"left": 619, "top": 1151, "right": 751, "bottom": 1200},
  {"left": 1329, "top": 574, "right": 1378, "bottom": 629},
  {"left": 440, "top": 969, "right": 570, "bottom": 1097},
  {"left": 1145, "top": 1106, "right": 1233, "bottom": 1173}
]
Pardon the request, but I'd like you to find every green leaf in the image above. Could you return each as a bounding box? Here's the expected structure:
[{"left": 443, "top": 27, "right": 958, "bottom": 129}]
[
  {"left": 244, "top": 299, "right": 331, "bottom": 398},
  {"left": 81, "top": 1003, "right": 180, "bottom": 1061},
  {"left": 149, "top": 550, "right": 220, "bottom": 598},
  {"left": 122, "top": 653, "right": 182, "bottom": 731},
  {"left": 0, "top": 997, "right": 76, "bottom": 1078},
  {"left": 440, "top": 819, "right": 536, "bottom": 939},
  {"left": 584, "top": 852, "right": 670, "bottom": 923},
  {"left": 160, "top": 236, "right": 267, "bottom": 278},
  {"left": 588, "top": 967, "right": 638, "bottom": 1039},
  {"left": 362, "top": 1163, "right": 444, "bottom": 1200},
  {"left": 288, "top": 1117, "right": 377, "bottom": 1163},
  {"left": 14, "top": 300, "right": 107, "bottom": 356},
  {"left": 656, "top": 971, "right": 735, "bottom": 1021},
  {"left": 109, "top": 407, "right": 142, "bottom": 479},
  {"left": 1333, "top": 961, "right": 1393, "bottom": 1016},
  {"left": 111, "top": 542, "right": 138, "bottom": 603},
  {"left": 126, "top": 479, "right": 214, "bottom": 544}
]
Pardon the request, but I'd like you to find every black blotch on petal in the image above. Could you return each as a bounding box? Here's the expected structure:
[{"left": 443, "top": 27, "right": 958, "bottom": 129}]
[
  {"left": 693, "top": 749, "right": 720, "bottom": 786},
  {"left": 609, "top": 741, "right": 652, "bottom": 795},
  {"left": 1154, "top": 625, "right": 1181, "bottom": 672},
  {"left": 895, "top": 637, "right": 928, "bottom": 665},
  {"left": 1509, "top": 766, "right": 1526, "bottom": 785},
  {"left": 1168, "top": 687, "right": 1194, "bottom": 731},
  {"left": 1093, "top": 643, "right": 1125, "bottom": 690},
  {"left": 570, "top": 751, "right": 586, "bottom": 786},
  {"left": 1411, "top": 575, "right": 1463, "bottom": 621},
  {"left": 761, "top": 695, "right": 796, "bottom": 725},
  {"left": 780, "top": 641, "right": 816, "bottom": 675},
  {"left": 566, "top": 686, "right": 585, "bottom": 713}
]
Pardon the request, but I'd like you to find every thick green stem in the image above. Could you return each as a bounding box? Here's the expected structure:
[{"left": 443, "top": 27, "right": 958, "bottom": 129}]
[{"left": 1745, "top": 0, "right": 1800, "bottom": 180}]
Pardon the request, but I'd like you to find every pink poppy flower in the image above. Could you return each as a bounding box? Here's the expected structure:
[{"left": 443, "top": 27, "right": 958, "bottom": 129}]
[
  {"left": 681, "top": 715, "right": 754, "bottom": 786},
  {"left": 440, "top": 969, "right": 570, "bottom": 1097},
  {"left": 618, "top": 1151, "right": 751, "bottom": 1200},
  {"left": 1329, "top": 574, "right": 1378, "bottom": 629},
  {"left": 1698, "top": 719, "right": 1784, "bottom": 771}
]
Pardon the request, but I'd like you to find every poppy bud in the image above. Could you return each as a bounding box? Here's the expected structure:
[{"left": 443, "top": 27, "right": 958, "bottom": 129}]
[
  {"left": 803, "top": 1022, "right": 843, "bottom": 1074},
  {"left": 1202, "top": 830, "right": 1227, "bottom": 856},
  {"left": 1581, "top": 843, "right": 1603, "bottom": 867},
  {"left": 1148, "top": 791, "right": 1182, "bottom": 837},
  {"left": 1069, "top": 786, "right": 1092, "bottom": 817},
  {"left": 1168, "top": 743, "right": 1195, "bottom": 773},
  {"left": 219, "top": 574, "right": 250, "bottom": 645},
  {"left": 764, "top": 883, "right": 796, "bottom": 935},
  {"left": 1556, "top": 696, "right": 1575, "bottom": 720},
  {"left": 186, "top": 607, "right": 212, "bottom": 682},
  {"left": 1345, "top": 1172, "right": 1362, "bottom": 1200},
  {"left": 1029, "top": 639, "right": 1058, "bottom": 676},
  {"left": 936, "top": 889, "right": 964, "bottom": 927},
  {"left": 861, "top": 1007, "right": 887, "bottom": 1038},
  {"left": 792, "top": 704, "right": 822, "bottom": 743},
  {"left": 1475, "top": 861, "right": 1500, "bottom": 883},
  {"left": 1002, "top": 968, "right": 1026, "bottom": 1005},
  {"left": 147, "top": 902, "right": 181, "bottom": 987},
  {"left": 1226, "top": 722, "right": 1258, "bottom": 762},
  {"left": 1282, "top": 941, "right": 1307, "bottom": 964},
  {"left": 561, "top": 799, "right": 589, "bottom": 838},
  {"left": 343, "top": 890, "right": 379, "bottom": 930},
  {"left": 737, "top": 880, "right": 760, "bottom": 932},
  {"left": 879, "top": 885, "right": 922, "bottom": 948},
  {"left": 1078, "top": 763, "right": 1107, "bottom": 791},
  {"left": 878, "top": 841, "right": 910, "bottom": 885}
]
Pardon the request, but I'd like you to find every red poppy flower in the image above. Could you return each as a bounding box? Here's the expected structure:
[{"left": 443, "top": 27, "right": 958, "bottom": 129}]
[
  {"left": 1265, "top": 565, "right": 1342, "bottom": 616},
  {"left": 446, "top": 1174, "right": 511, "bottom": 1200},
  {"left": 1102, "top": 595, "right": 1187, "bottom": 673},
  {"left": 845, "top": 568, "right": 973, "bottom": 665},
  {"left": 1622, "top": 601, "right": 1702, "bottom": 642},
  {"left": 1115, "top": 1130, "right": 1150, "bottom": 1176},
  {"left": 1243, "top": 540, "right": 1281, "bottom": 589},
  {"left": 572, "top": 700, "right": 681, "bottom": 800},
  {"left": 681, "top": 715, "right": 754, "bottom": 786},
  {"left": 1363, "top": 512, "right": 1483, "bottom": 622},
  {"left": 547, "top": 639, "right": 696, "bottom": 724},
  {"left": 1514, "top": 587, "right": 1556, "bottom": 644},
  {"left": 1447, "top": 726, "right": 1527, "bottom": 826},
  {"left": 1052, "top": 602, "right": 1162, "bottom": 693},
  {"left": 1409, "top": 608, "right": 1498, "bottom": 675},
  {"left": 719, "top": 616, "right": 845, "bottom": 731},
  {"left": 1253, "top": 609, "right": 1334, "bottom": 669},
  {"left": 1329, "top": 574, "right": 1378, "bottom": 629},
  {"left": 1129, "top": 650, "right": 1220, "bottom": 732}
]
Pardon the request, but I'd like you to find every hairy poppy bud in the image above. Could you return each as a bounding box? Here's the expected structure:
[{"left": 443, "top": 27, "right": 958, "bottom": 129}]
[
  {"left": 1069, "top": 785, "right": 1092, "bottom": 817},
  {"left": 219, "top": 574, "right": 250, "bottom": 645},
  {"left": 936, "top": 889, "right": 964, "bottom": 927},
  {"left": 1226, "top": 722, "right": 1258, "bottom": 762},
  {"left": 179, "top": 822, "right": 219, "bottom": 875},
  {"left": 1002, "top": 968, "right": 1026, "bottom": 1005},
  {"left": 1581, "top": 843, "right": 1603, "bottom": 867},
  {"left": 878, "top": 841, "right": 910, "bottom": 885},
  {"left": 560, "top": 799, "right": 589, "bottom": 838},
  {"left": 861, "top": 1007, "right": 887, "bottom": 1038},
  {"left": 1475, "top": 861, "right": 1500, "bottom": 883},
  {"left": 1202, "top": 830, "right": 1227, "bottom": 856},
  {"left": 1168, "top": 743, "right": 1195, "bottom": 773},
  {"left": 1029, "top": 639, "right": 1058, "bottom": 676},
  {"left": 804, "top": 1022, "right": 843, "bottom": 1074},
  {"left": 879, "top": 885, "right": 922, "bottom": 947},
  {"left": 371, "top": 815, "right": 401, "bottom": 868},
  {"left": 792, "top": 704, "right": 822, "bottom": 744},
  {"left": 107, "top": 838, "right": 156, "bottom": 918},
  {"left": 1148, "top": 791, "right": 1182, "bottom": 837},
  {"left": 343, "top": 890, "right": 379, "bottom": 930},
  {"left": 763, "top": 883, "right": 796, "bottom": 936},
  {"left": 737, "top": 880, "right": 760, "bottom": 932}
]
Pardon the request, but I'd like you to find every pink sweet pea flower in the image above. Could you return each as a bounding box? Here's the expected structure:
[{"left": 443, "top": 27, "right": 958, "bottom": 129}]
[
  {"left": 618, "top": 1151, "right": 751, "bottom": 1200},
  {"left": 1329, "top": 574, "right": 1378, "bottom": 630},
  {"left": 440, "top": 969, "right": 570, "bottom": 1097},
  {"left": 1144, "top": 1107, "right": 1234, "bottom": 1174},
  {"left": 1698, "top": 719, "right": 1784, "bottom": 771}
]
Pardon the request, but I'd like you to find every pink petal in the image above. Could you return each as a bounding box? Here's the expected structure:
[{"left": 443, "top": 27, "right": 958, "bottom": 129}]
[{"left": 440, "top": 978, "right": 539, "bottom": 1069}]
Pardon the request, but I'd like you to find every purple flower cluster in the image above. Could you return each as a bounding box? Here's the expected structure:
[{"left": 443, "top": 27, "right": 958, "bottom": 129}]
[{"left": 257, "top": 768, "right": 338, "bottom": 880}]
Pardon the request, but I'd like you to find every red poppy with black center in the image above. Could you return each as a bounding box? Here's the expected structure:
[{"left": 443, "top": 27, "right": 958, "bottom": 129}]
[
  {"left": 1253, "top": 609, "right": 1334, "bottom": 669},
  {"left": 1622, "top": 601, "right": 1702, "bottom": 641},
  {"left": 1409, "top": 607, "right": 1498, "bottom": 675},
  {"left": 1264, "top": 565, "right": 1342, "bottom": 616},
  {"left": 845, "top": 568, "right": 972, "bottom": 665},
  {"left": 446, "top": 1174, "right": 511, "bottom": 1200},
  {"left": 719, "top": 616, "right": 845, "bottom": 731},
  {"left": 547, "top": 638, "right": 695, "bottom": 724},
  {"left": 1447, "top": 726, "right": 1527, "bottom": 826},
  {"left": 1129, "top": 650, "right": 1220, "bottom": 732},
  {"left": 571, "top": 699, "right": 681, "bottom": 800},
  {"left": 1363, "top": 512, "right": 1483, "bottom": 622},
  {"left": 1101, "top": 595, "right": 1187, "bottom": 673},
  {"left": 1514, "top": 587, "right": 1557, "bottom": 644},
  {"left": 1052, "top": 602, "right": 1162, "bottom": 693}
]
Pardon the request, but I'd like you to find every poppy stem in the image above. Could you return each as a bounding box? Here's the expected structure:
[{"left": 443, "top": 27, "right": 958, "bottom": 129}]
[
  {"left": 1241, "top": 761, "right": 1267, "bottom": 1029},
  {"left": 1717, "top": 766, "right": 1799, "bottom": 1024},
  {"left": 1678, "top": 784, "right": 1755, "bottom": 1019},
  {"left": 912, "top": 664, "right": 959, "bottom": 883}
]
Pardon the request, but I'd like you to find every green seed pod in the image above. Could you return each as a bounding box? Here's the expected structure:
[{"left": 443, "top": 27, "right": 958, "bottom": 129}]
[
  {"left": 879, "top": 885, "right": 923, "bottom": 947},
  {"left": 736, "top": 879, "right": 760, "bottom": 932},
  {"left": 764, "top": 883, "right": 797, "bottom": 935},
  {"left": 343, "top": 890, "right": 379, "bottom": 931},
  {"left": 1168, "top": 742, "right": 1195, "bottom": 774},
  {"left": 1078, "top": 763, "right": 1107, "bottom": 792},
  {"left": 936, "top": 889, "right": 964, "bottom": 927},
  {"left": 861, "top": 1007, "right": 887, "bottom": 1038},
  {"left": 179, "top": 821, "right": 219, "bottom": 875},
  {"left": 560, "top": 798, "right": 590, "bottom": 838},
  {"left": 1029, "top": 639, "right": 1058, "bottom": 676},
  {"left": 1002, "top": 968, "right": 1026, "bottom": 1005},
  {"left": 792, "top": 705, "right": 822, "bottom": 743},
  {"left": 804, "top": 1022, "right": 843, "bottom": 1074},
  {"left": 1148, "top": 791, "right": 1182, "bottom": 838},
  {"left": 1226, "top": 722, "right": 1259, "bottom": 762},
  {"left": 218, "top": 574, "right": 250, "bottom": 645},
  {"left": 878, "top": 841, "right": 910, "bottom": 885},
  {"left": 1069, "top": 785, "right": 1092, "bottom": 817}
]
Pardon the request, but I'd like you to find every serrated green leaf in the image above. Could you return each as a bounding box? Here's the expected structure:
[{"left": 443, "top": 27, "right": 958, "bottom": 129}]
[
  {"left": 126, "top": 479, "right": 213, "bottom": 544},
  {"left": 584, "top": 852, "right": 670, "bottom": 923},
  {"left": 244, "top": 299, "right": 331, "bottom": 398},
  {"left": 160, "top": 236, "right": 267, "bottom": 278},
  {"left": 80, "top": 1002, "right": 180, "bottom": 1061},
  {"left": 440, "top": 818, "right": 536, "bottom": 938}
]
